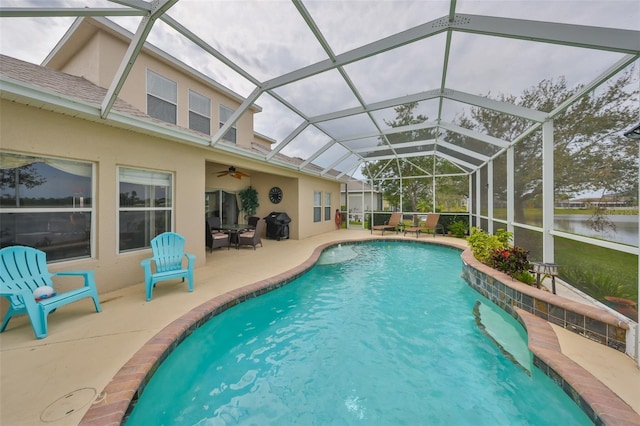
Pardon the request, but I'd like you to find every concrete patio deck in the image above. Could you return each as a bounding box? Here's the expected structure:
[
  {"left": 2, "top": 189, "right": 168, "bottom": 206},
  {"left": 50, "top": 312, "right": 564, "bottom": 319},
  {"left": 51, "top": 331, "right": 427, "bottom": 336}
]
[{"left": 0, "top": 229, "right": 638, "bottom": 425}]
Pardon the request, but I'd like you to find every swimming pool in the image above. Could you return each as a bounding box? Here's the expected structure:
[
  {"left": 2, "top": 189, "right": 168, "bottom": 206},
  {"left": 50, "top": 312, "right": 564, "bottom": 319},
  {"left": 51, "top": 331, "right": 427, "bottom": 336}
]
[{"left": 125, "top": 241, "right": 591, "bottom": 425}]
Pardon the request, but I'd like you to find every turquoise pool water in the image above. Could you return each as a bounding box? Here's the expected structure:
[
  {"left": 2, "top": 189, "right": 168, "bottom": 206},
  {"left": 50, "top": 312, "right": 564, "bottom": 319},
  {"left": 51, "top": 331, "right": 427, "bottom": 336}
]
[{"left": 126, "top": 242, "right": 591, "bottom": 425}]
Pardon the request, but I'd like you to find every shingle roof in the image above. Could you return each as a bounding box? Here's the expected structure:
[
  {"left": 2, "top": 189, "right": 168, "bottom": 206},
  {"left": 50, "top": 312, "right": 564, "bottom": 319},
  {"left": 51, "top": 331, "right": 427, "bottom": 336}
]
[
  {"left": 0, "top": 54, "right": 148, "bottom": 119},
  {"left": 0, "top": 54, "right": 338, "bottom": 177}
]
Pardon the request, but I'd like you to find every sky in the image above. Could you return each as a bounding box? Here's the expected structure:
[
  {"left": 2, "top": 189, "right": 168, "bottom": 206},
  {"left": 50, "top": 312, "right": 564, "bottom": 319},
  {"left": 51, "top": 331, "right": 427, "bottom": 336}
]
[{"left": 0, "top": 0, "right": 638, "bottom": 178}]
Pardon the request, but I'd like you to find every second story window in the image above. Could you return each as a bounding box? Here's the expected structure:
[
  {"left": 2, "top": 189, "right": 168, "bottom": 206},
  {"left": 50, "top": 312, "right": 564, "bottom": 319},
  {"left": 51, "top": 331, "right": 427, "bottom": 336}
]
[
  {"left": 147, "top": 70, "right": 177, "bottom": 125},
  {"left": 189, "top": 90, "right": 211, "bottom": 135},
  {"left": 219, "top": 105, "right": 237, "bottom": 143}
]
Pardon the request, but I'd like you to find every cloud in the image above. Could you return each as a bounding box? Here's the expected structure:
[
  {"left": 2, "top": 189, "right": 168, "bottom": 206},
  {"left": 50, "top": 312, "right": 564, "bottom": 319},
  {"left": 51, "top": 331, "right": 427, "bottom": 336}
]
[{"left": 1, "top": 0, "right": 637, "bottom": 171}]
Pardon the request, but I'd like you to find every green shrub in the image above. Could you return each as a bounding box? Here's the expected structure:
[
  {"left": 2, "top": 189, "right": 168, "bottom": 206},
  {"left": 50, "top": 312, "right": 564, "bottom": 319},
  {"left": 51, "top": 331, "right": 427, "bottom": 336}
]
[
  {"left": 448, "top": 220, "right": 467, "bottom": 238},
  {"left": 467, "top": 227, "right": 512, "bottom": 264},
  {"left": 490, "top": 246, "right": 532, "bottom": 277},
  {"left": 513, "top": 271, "right": 536, "bottom": 285}
]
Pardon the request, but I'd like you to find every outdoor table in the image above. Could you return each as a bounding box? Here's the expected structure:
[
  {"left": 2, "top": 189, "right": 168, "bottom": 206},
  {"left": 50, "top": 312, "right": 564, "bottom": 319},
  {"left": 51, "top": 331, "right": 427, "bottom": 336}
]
[{"left": 218, "top": 224, "right": 254, "bottom": 248}]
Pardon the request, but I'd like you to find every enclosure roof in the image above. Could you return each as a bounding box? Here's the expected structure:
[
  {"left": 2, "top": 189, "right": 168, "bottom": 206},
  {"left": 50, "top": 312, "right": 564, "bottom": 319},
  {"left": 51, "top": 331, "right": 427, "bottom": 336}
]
[{"left": 1, "top": 1, "right": 638, "bottom": 182}]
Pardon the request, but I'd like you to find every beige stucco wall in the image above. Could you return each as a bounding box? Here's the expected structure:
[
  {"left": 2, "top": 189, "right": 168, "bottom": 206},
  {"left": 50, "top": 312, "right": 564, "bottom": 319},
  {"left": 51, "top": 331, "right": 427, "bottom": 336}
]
[
  {"left": 297, "top": 177, "right": 341, "bottom": 239},
  {"left": 1, "top": 100, "right": 205, "bottom": 293},
  {"left": 56, "top": 24, "right": 257, "bottom": 150},
  {"left": 118, "top": 45, "right": 256, "bottom": 150},
  {"left": 1, "top": 99, "right": 341, "bottom": 293},
  {"left": 203, "top": 165, "right": 340, "bottom": 241},
  {"left": 55, "top": 31, "right": 103, "bottom": 84},
  {"left": 1, "top": 17, "right": 345, "bottom": 302}
]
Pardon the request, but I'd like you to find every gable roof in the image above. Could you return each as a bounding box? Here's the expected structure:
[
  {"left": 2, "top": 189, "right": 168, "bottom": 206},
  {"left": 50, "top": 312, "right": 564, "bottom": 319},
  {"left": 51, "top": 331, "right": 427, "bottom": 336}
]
[
  {"left": 0, "top": 53, "right": 340, "bottom": 179},
  {"left": 42, "top": 16, "right": 261, "bottom": 114}
]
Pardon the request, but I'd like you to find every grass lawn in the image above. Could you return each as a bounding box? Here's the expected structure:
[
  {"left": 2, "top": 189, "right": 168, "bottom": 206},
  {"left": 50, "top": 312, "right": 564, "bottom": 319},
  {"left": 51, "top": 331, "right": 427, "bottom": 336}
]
[{"left": 555, "top": 236, "right": 638, "bottom": 301}]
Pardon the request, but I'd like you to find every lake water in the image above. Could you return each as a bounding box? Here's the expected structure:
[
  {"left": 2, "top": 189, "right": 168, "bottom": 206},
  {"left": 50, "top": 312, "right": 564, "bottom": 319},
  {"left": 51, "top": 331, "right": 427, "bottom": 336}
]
[{"left": 554, "top": 214, "right": 638, "bottom": 246}]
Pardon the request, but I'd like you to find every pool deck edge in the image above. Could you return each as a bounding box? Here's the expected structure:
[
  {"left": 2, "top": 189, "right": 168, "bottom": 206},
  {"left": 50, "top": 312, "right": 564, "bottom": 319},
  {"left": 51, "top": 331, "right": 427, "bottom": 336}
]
[
  {"left": 79, "top": 236, "right": 638, "bottom": 425},
  {"left": 516, "top": 308, "right": 640, "bottom": 426}
]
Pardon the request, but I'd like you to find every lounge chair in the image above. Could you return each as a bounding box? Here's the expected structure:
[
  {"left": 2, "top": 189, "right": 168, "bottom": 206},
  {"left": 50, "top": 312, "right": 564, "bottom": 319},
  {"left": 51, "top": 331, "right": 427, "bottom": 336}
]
[
  {"left": 140, "top": 232, "right": 196, "bottom": 301},
  {"left": 237, "top": 219, "right": 265, "bottom": 250},
  {"left": 404, "top": 213, "right": 443, "bottom": 238},
  {"left": 371, "top": 212, "right": 403, "bottom": 235},
  {"left": 0, "top": 245, "right": 102, "bottom": 339}
]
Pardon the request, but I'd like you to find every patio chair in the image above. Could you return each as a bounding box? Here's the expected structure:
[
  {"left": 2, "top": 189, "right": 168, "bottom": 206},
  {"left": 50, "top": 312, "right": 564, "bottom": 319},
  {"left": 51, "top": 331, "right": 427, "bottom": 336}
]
[
  {"left": 208, "top": 216, "right": 222, "bottom": 231},
  {"left": 140, "top": 232, "right": 196, "bottom": 301},
  {"left": 247, "top": 216, "right": 260, "bottom": 227},
  {"left": 237, "top": 219, "right": 265, "bottom": 250},
  {"left": 206, "top": 219, "right": 230, "bottom": 251},
  {"left": 371, "top": 212, "right": 402, "bottom": 235},
  {"left": 404, "top": 213, "right": 443, "bottom": 238},
  {"left": 0, "top": 245, "right": 102, "bottom": 339}
]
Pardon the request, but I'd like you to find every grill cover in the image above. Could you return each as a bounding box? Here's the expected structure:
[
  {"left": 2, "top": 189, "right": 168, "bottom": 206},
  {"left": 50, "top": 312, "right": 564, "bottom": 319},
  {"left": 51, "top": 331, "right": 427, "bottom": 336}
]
[{"left": 264, "top": 212, "right": 291, "bottom": 240}]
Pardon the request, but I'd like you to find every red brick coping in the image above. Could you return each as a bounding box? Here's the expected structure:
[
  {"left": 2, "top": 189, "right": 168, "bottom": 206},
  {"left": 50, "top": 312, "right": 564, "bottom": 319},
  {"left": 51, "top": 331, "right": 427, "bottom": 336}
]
[
  {"left": 80, "top": 239, "right": 638, "bottom": 425},
  {"left": 516, "top": 309, "right": 639, "bottom": 425}
]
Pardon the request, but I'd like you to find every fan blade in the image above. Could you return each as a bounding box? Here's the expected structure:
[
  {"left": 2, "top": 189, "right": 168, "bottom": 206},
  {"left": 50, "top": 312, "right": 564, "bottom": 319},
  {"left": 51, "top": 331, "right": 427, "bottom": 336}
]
[
  {"left": 237, "top": 171, "right": 250, "bottom": 178},
  {"left": 233, "top": 173, "right": 242, "bottom": 179}
]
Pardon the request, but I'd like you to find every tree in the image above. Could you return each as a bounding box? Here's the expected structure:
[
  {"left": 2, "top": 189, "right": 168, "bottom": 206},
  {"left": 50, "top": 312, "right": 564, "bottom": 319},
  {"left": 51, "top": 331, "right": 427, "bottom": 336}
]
[
  {"left": 360, "top": 69, "right": 638, "bottom": 219},
  {"left": 456, "top": 69, "right": 638, "bottom": 222},
  {"left": 0, "top": 164, "right": 46, "bottom": 207},
  {"left": 362, "top": 102, "right": 436, "bottom": 211}
]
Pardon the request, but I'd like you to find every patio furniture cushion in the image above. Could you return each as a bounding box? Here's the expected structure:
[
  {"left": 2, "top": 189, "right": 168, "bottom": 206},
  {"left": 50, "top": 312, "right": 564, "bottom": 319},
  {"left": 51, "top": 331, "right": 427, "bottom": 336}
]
[{"left": 237, "top": 219, "right": 264, "bottom": 250}]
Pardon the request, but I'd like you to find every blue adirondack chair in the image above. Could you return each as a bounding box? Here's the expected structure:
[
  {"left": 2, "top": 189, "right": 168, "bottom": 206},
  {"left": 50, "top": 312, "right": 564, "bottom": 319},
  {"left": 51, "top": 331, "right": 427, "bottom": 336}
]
[
  {"left": 140, "top": 232, "right": 196, "bottom": 301},
  {"left": 0, "top": 246, "right": 102, "bottom": 339}
]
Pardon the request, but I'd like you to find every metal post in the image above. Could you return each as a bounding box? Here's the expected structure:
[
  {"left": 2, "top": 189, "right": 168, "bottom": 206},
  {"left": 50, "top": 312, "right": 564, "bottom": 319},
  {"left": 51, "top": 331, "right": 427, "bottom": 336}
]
[
  {"left": 541, "top": 120, "right": 555, "bottom": 264},
  {"left": 506, "top": 146, "right": 514, "bottom": 235},
  {"left": 488, "top": 160, "right": 494, "bottom": 234}
]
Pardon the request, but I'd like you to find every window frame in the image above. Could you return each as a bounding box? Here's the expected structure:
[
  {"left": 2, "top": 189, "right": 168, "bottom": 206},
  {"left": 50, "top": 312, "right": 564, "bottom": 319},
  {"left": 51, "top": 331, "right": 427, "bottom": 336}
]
[
  {"left": 313, "top": 190, "right": 322, "bottom": 223},
  {"left": 324, "top": 192, "right": 332, "bottom": 221},
  {"left": 219, "top": 104, "right": 237, "bottom": 143},
  {"left": 188, "top": 89, "right": 211, "bottom": 135},
  {"left": 0, "top": 152, "right": 95, "bottom": 262},
  {"left": 117, "top": 166, "right": 174, "bottom": 253},
  {"left": 146, "top": 69, "right": 177, "bottom": 125}
]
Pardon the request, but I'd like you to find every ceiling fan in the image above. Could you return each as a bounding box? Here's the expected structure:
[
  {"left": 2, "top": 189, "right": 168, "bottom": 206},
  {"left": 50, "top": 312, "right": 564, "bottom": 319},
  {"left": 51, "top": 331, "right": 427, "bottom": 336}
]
[{"left": 216, "top": 166, "right": 250, "bottom": 179}]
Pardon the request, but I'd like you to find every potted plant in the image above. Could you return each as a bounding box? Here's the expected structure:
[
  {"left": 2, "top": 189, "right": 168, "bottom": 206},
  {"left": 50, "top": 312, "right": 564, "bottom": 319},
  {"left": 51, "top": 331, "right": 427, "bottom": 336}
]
[{"left": 238, "top": 186, "right": 259, "bottom": 219}]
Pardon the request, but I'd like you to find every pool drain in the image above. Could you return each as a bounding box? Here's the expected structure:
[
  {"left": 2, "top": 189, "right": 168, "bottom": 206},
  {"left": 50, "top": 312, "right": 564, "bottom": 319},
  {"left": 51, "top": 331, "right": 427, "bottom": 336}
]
[{"left": 40, "top": 387, "right": 96, "bottom": 422}]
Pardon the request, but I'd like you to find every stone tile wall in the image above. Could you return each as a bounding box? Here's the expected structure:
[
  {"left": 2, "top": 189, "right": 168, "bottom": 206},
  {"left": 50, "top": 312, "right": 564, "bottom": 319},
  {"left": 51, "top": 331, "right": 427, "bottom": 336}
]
[{"left": 460, "top": 249, "right": 629, "bottom": 353}]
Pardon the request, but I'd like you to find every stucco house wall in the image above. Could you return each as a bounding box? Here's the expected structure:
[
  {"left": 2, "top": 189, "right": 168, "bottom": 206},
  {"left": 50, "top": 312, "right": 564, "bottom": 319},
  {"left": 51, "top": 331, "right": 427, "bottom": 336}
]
[
  {"left": 47, "top": 17, "right": 259, "bottom": 151},
  {"left": 1, "top": 100, "right": 205, "bottom": 292},
  {"left": 0, "top": 17, "right": 343, "bottom": 295}
]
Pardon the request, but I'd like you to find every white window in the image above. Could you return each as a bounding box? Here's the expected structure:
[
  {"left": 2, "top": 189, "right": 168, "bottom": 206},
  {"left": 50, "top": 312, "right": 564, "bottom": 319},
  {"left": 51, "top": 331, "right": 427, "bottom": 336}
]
[
  {"left": 0, "top": 152, "right": 94, "bottom": 262},
  {"left": 189, "top": 90, "right": 211, "bottom": 135},
  {"left": 313, "top": 191, "right": 322, "bottom": 223},
  {"left": 118, "top": 167, "right": 173, "bottom": 252},
  {"left": 147, "top": 70, "right": 177, "bottom": 124},
  {"left": 324, "top": 192, "right": 331, "bottom": 221},
  {"left": 219, "top": 105, "right": 237, "bottom": 143}
]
